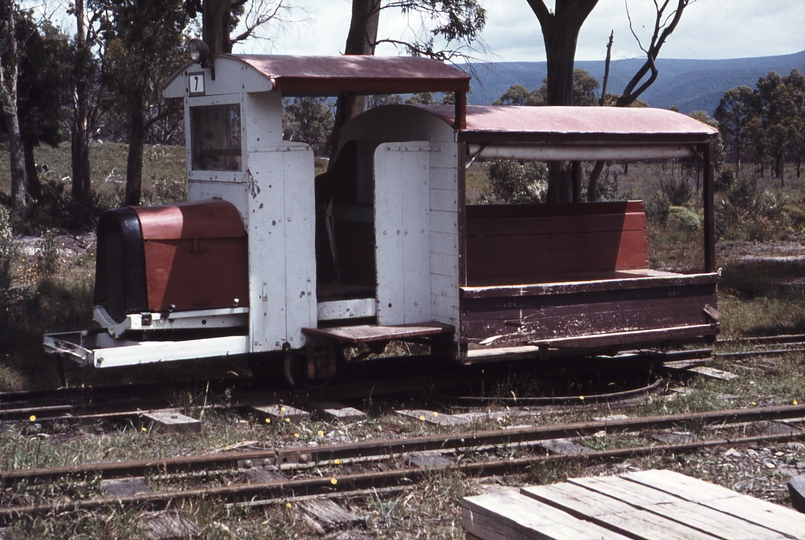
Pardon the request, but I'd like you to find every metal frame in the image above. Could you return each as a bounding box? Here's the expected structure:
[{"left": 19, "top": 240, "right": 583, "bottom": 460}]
[{"left": 93, "top": 306, "right": 249, "bottom": 339}]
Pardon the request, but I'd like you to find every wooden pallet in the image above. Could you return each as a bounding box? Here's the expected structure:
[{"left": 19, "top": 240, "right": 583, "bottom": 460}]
[{"left": 463, "top": 469, "right": 805, "bottom": 540}]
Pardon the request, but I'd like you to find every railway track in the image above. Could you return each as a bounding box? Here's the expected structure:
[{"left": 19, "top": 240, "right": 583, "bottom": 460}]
[
  {"left": 1, "top": 348, "right": 716, "bottom": 423},
  {"left": 2, "top": 334, "right": 802, "bottom": 424},
  {"left": 2, "top": 404, "right": 804, "bottom": 524}
]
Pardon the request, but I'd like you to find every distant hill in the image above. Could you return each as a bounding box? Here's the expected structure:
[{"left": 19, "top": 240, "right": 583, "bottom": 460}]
[{"left": 462, "top": 50, "right": 805, "bottom": 115}]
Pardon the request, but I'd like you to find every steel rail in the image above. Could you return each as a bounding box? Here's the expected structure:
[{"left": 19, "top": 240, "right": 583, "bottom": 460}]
[
  {"left": 448, "top": 374, "right": 666, "bottom": 406},
  {"left": 0, "top": 348, "right": 703, "bottom": 423},
  {"left": 4, "top": 403, "right": 804, "bottom": 486},
  {"left": 2, "top": 430, "right": 803, "bottom": 524}
]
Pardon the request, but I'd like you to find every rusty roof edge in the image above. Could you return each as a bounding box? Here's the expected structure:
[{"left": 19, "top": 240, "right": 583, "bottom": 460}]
[{"left": 414, "top": 104, "right": 719, "bottom": 144}]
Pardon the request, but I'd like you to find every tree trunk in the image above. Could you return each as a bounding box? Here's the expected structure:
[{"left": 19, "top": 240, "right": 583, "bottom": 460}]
[
  {"left": 1, "top": 1, "right": 26, "bottom": 213},
  {"left": 528, "top": 0, "right": 599, "bottom": 202},
  {"left": 23, "top": 138, "right": 41, "bottom": 201},
  {"left": 71, "top": 0, "right": 93, "bottom": 205},
  {"left": 3, "top": 104, "right": 26, "bottom": 211},
  {"left": 203, "top": 0, "right": 232, "bottom": 54},
  {"left": 125, "top": 112, "right": 145, "bottom": 206},
  {"left": 328, "top": 0, "right": 381, "bottom": 162}
]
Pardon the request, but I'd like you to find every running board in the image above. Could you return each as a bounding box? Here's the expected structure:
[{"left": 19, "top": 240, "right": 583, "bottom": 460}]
[{"left": 302, "top": 322, "right": 454, "bottom": 344}]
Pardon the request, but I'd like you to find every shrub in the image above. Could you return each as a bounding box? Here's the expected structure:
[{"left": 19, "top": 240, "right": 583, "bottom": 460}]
[
  {"left": 0, "top": 205, "right": 16, "bottom": 292},
  {"left": 657, "top": 173, "right": 693, "bottom": 206},
  {"left": 668, "top": 206, "right": 701, "bottom": 231},
  {"left": 486, "top": 160, "right": 547, "bottom": 204},
  {"left": 715, "top": 167, "right": 735, "bottom": 192},
  {"left": 645, "top": 191, "right": 671, "bottom": 224},
  {"left": 18, "top": 179, "right": 111, "bottom": 234}
]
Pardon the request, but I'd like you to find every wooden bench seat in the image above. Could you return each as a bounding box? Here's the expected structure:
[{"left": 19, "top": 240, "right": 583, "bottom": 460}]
[{"left": 465, "top": 201, "right": 649, "bottom": 286}]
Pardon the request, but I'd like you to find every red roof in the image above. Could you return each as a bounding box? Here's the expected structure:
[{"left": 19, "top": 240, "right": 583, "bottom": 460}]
[
  {"left": 234, "top": 55, "right": 471, "bottom": 96},
  {"left": 419, "top": 105, "right": 719, "bottom": 145}
]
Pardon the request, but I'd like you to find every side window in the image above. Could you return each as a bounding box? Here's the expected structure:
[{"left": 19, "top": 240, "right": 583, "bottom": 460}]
[{"left": 190, "top": 104, "right": 242, "bottom": 171}]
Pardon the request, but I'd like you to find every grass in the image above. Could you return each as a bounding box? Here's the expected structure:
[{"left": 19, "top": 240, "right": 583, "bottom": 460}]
[{"left": 2, "top": 147, "right": 805, "bottom": 536}]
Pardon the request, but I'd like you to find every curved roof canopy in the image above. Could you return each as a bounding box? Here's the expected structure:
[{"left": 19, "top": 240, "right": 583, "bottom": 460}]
[
  {"left": 419, "top": 105, "right": 719, "bottom": 145},
  {"left": 165, "top": 54, "right": 471, "bottom": 97}
]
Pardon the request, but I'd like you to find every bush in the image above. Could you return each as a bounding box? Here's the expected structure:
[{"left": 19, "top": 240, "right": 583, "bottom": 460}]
[
  {"left": 17, "top": 179, "right": 111, "bottom": 234},
  {"left": 0, "top": 205, "right": 16, "bottom": 292},
  {"left": 486, "top": 160, "right": 547, "bottom": 204},
  {"left": 715, "top": 167, "right": 735, "bottom": 192},
  {"left": 668, "top": 206, "right": 701, "bottom": 231},
  {"left": 657, "top": 173, "right": 693, "bottom": 206},
  {"left": 645, "top": 191, "right": 671, "bottom": 224}
]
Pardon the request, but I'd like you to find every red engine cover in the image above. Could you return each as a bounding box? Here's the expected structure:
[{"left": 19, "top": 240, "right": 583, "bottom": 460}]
[{"left": 132, "top": 200, "right": 249, "bottom": 313}]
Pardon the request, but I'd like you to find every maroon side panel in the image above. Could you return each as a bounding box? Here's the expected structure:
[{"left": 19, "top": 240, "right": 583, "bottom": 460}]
[
  {"left": 133, "top": 200, "right": 249, "bottom": 313},
  {"left": 142, "top": 238, "right": 249, "bottom": 312},
  {"left": 461, "top": 277, "right": 719, "bottom": 350},
  {"left": 465, "top": 201, "right": 647, "bottom": 286}
]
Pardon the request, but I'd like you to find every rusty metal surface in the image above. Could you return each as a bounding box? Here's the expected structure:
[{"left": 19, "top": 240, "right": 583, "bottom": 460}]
[
  {"left": 132, "top": 200, "right": 248, "bottom": 312},
  {"left": 133, "top": 199, "right": 245, "bottom": 240},
  {"left": 419, "top": 104, "right": 719, "bottom": 144},
  {"left": 233, "top": 55, "right": 471, "bottom": 95}
]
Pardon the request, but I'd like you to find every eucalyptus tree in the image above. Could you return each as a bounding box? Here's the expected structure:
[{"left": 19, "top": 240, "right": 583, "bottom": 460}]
[
  {"left": 0, "top": 0, "right": 28, "bottom": 212},
  {"left": 93, "top": 0, "right": 189, "bottom": 206},
  {"left": 329, "top": 0, "right": 487, "bottom": 159},
  {"left": 715, "top": 86, "right": 757, "bottom": 177},
  {"left": 526, "top": 0, "right": 694, "bottom": 201}
]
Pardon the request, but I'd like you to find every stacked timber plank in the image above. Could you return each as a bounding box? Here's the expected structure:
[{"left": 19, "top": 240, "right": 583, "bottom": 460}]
[{"left": 463, "top": 469, "right": 805, "bottom": 540}]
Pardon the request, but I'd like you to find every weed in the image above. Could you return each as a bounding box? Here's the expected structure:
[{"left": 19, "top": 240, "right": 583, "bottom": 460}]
[
  {"left": 37, "top": 229, "right": 60, "bottom": 276},
  {"left": 645, "top": 190, "right": 671, "bottom": 224}
]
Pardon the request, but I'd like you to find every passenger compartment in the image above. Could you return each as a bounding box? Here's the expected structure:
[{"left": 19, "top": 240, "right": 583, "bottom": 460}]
[{"left": 461, "top": 201, "right": 719, "bottom": 357}]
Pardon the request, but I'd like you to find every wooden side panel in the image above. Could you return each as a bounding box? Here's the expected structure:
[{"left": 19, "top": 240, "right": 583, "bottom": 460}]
[
  {"left": 460, "top": 276, "right": 718, "bottom": 350},
  {"left": 465, "top": 201, "right": 648, "bottom": 285},
  {"left": 248, "top": 145, "right": 317, "bottom": 352},
  {"left": 374, "top": 143, "right": 431, "bottom": 325},
  {"left": 429, "top": 143, "right": 461, "bottom": 337}
]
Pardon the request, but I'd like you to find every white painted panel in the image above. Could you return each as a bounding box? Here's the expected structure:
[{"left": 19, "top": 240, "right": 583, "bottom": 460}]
[
  {"left": 318, "top": 298, "right": 376, "bottom": 321},
  {"left": 188, "top": 181, "right": 249, "bottom": 225},
  {"left": 431, "top": 273, "right": 459, "bottom": 298},
  {"left": 374, "top": 142, "right": 431, "bottom": 325},
  {"left": 247, "top": 145, "right": 317, "bottom": 352},
  {"left": 430, "top": 210, "right": 458, "bottom": 235},
  {"left": 282, "top": 147, "right": 317, "bottom": 348},
  {"left": 374, "top": 147, "right": 405, "bottom": 324},
  {"left": 430, "top": 167, "right": 458, "bottom": 191},
  {"left": 431, "top": 294, "right": 460, "bottom": 321},
  {"left": 94, "top": 336, "right": 251, "bottom": 368},
  {"left": 430, "top": 188, "right": 458, "bottom": 213},
  {"left": 248, "top": 151, "right": 287, "bottom": 352},
  {"left": 430, "top": 231, "right": 458, "bottom": 256},
  {"left": 431, "top": 252, "right": 459, "bottom": 277},
  {"left": 428, "top": 144, "right": 459, "bottom": 169},
  {"left": 245, "top": 92, "right": 283, "bottom": 148},
  {"left": 401, "top": 146, "right": 432, "bottom": 322},
  {"left": 164, "top": 57, "right": 273, "bottom": 99}
]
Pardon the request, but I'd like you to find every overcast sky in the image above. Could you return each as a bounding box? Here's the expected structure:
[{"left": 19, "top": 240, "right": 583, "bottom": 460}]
[{"left": 238, "top": 0, "right": 805, "bottom": 62}]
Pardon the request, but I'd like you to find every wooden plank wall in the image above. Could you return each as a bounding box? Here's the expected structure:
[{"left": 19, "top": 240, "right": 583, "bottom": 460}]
[{"left": 465, "top": 201, "right": 648, "bottom": 285}]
